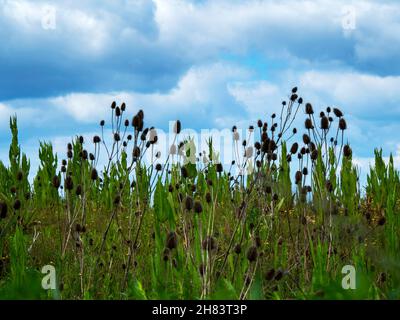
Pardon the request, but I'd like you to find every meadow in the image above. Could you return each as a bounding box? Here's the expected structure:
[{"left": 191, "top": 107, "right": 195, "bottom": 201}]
[{"left": 0, "top": 87, "right": 399, "bottom": 300}]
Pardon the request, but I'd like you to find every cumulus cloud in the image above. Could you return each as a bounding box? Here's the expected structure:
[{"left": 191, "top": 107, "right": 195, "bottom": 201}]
[{"left": 1, "top": 0, "right": 400, "bottom": 100}]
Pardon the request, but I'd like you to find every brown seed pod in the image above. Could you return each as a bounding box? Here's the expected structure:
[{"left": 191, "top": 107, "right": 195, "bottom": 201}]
[
  {"left": 166, "top": 231, "right": 178, "bottom": 250},
  {"left": 0, "top": 201, "right": 8, "bottom": 219},
  {"left": 202, "top": 236, "right": 216, "bottom": 251},
  {"left": 194, "top": 201, "right": 203, "bottom": 213},
  {"left": 246, "top": 246, "right": 258, "bottom": 262}
]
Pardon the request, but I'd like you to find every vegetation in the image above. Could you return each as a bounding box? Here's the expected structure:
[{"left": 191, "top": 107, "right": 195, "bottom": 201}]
[{"left": 0, "top": 88, "right": 399, "bottom": 300}]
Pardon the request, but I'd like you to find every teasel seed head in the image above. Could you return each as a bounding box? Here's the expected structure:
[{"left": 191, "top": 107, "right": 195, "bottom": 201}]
[
  {"left": 67, "top": 150, "right": 73, "bottom": 159},
  {"left": 295, "top": 171, "right": 302, "bottom": 184},
  {"left": 205, "top": 192, "right": 212, "bottom": 203},
  {"left": 194, "top": 201, "right": 203, "bottom": 213},
  {"left": 115, "top": 107, "right": 121, "bottom": 117},
  {"left": 305, "top": 118, "right": 313, "bottom": 130},
  {"left": 155, "top": 163, "right": 162, "bottom": 171},
  {"left": 311, "top": 149, "right": 318, "bottom": 161},
  {"left": 290, "top": 142, "right": 299, "bottom": 154},
  {"left": 181, "top": 166, "right": 188, "bottom": 178},
  {"left": 13, "top": 199, "right": 21, "bottom": 210},
  {"left": 79, "top": 136, "right": 84, "bottom": 144},
  {"left": 111, "top": 101, "right": 116, "bottom": 109},
  {"left": 100, "top": 120, "right": 105, "bottom": 126},
  {"left": 121, "top": 102, "right": 126, "bottom": 111},
  {"left": 202, "top": 236, "right": 216, "bottom": 251},
  {"left": 305, "top": 103, "right": 314, "bottom": 115},
  {"left": 339, "top": 118, "right": 347, "bottom": 130},
  {"left": 303, "top": 134, "right": 310, "bottom": 145},
  {"left": 0, "top": 201, "right": 8, "bottom": 219},
  {"left": 343, "top": 144, "right": 352, "bottom": 158},
  {"left": 114, "top": 133, "right": 121, "bottom": 142},
  {"left": 75, "top": 185, "right": 82, "bottom": 196},
  {"left": 321, "top": 116, "right": 329, "bottom": 130},
  {"left": 52, "top": 176, "right": 60, "bottom": 189},
  {"left": 65, "top": 176, "right": 74, "bottom": 191},
  {"left": 166, "top": 231, "right": 178, "bottom": 250},
  {"left": 91, "top": 168, "right": 98, "bottom": 181},
  {"left": 229, "top": 242, "right": 241, "bottom": 256},
  {"left": 292, "top": 86, "right": 298, "bottom": 93},
  {"left": 333, "top": 108, "right": 343, "bottom": 118},
  {"left": 265, "top": 268, "right": 275, "bottom": 281},
  {"left": 246, "top": 246, "right": 258, "bottom": 262},
  {"left": 185, "top": 196, "right": 194, "bottom": 211}
]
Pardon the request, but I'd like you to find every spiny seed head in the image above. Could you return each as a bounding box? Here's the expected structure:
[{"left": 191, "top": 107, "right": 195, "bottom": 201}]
[
  {"left": 67, "top": 150, "right": 73, "bottom": 159},
  {"left": 202, "top": 236, "right": 216, "bottom": 251},
  {"left": 115, "top": 107, "right": 121, "bottom": 117},
  {"left": 13, "top": 199, "right": 21, "bottom": 210},
  {"left": 181, "top": 166, "right": 188, "bottom": 178},
  {"left": 65, "top": 176, "right": 74, "bottom": 191},
  {"left": 333, "top": 108, "right": 343, "bottom": 118},
  {"left": 81, "top": 150, "right": 88, "bottom": 160},
  {"left": 292, "top": 86, "right": 298, "bottom": 93},
  {"left": 234, "top": 243, "right": 242, "bottom": 254},
  {"left": 121, "top": 102, "right": 126, "bottom": 111},
  {"left": 311, "top": 149, "right": 318, "bottom": 161},
  {"left": 343, "top": 144, "right": 352, "bottom": 157},
  {"left": 114, "top": 133, "right": 121, "bottom": 142},
  {"left": 305, "top": 103, "right": 314, "bottom": 115},
  {"left": 290, "top": 142, "right": 299, "bottom": 154},
  {"left": 339, "top": 118, "right": 347, "bottom": 130},
  {"left": 133, "top": 146, "right": 141, "bottom": 158},
  {"left": 205, "top": 192, "right": 212, "bottom": 203},
  {"left": 166, "top": 231, "right": 178, "bottom": 249},
  {"left": 155, "top": 163, "right": 162, "bottom": 171},
  {"left": 185, "top": 196, "right": 194, "bottom": 211},
  {"left": 67, "top": 143, "right": 73, "bottom": 150},
  {"left": 303, "top": 134, "right": 310, "bottom": 145},
  {"left": 52, "top": 176, "right": 60, "bottom": 189},
  {"left": 298, "top": 97, "right": 303, "bottom": 104},
  {"left": 305, "top": 118, "right": 313, "bottom": 130},
  {"left": 290, "top": 93, "right": 298, "bottom": 101},
  {"left": 194, "top": 201, "right": 203, "bottom": 213},
  {"left": 321, "top": 116, "right": 329, "bottom": 130},
  {"left": 295, "top": 171, "right": 302, "bottom": 184},
  {"left": 91, "top": 168, "right": 98, "bottom": 181},
  {"left": 0, "top": 201, "right": 8, "bottom": 219},
  {"left": 100, "top": 120, "right": 105, "bottom": 126},
  {"left": 89, "top": 153, "right": 95, "bottom": 161},
  {"left": 326, "top": 107, "right": 331, "bottom": 113},
  {"left": 111, "top": 101, "right": 116, "bottom": 109},
  {"left": 246, "top": 246, "right": 258, "bottom": 262},
  {"left": 257, "top": 119, "right": 263, "bottom": 128},
  {"left": 302, "top": 167, "right": 308, "bottom": 175},
  {"left": 124, "top": 119, "right": 129, "bottom": 127},
  {"left": 216, "top": 163, "right": 223, "bottom": 173},
  {"left": 274, "top": 269, "right": 284, "bottom": 281},
  {"left": 265, "top": 268, "right": 275, "bottom": 281},
  {"left": 75, "top": 185, "right": 82, "bottom": 196},
  {"left": 17, "top": 171, "right": 23, "bottom": 181},
  {"left": 79, "top": 136, "right": 84, "bottom": 144}
]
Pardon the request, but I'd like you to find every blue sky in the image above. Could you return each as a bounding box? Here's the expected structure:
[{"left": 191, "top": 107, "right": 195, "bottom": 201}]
[{"left": 1, "top": 0, "right": 400, "bottom": 180}]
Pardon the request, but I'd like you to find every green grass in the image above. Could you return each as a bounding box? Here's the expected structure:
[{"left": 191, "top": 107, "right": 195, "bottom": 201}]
[{"left": 0, "top": 90, "right": 399, "bottom": 300}]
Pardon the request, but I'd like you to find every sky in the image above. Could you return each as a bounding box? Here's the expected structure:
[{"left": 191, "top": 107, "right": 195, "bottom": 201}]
[{"left": 0, "top": 0, "right": 400, "bottom": 184}]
